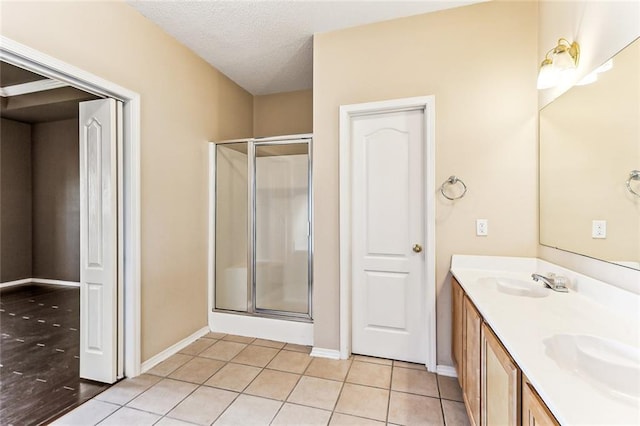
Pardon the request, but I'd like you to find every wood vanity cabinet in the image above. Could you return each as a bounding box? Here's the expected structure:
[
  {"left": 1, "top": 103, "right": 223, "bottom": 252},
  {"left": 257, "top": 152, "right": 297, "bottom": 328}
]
[
  {"left": 452, "top": 277, "right": 559, "bottom": 426},
  {"left": 452, "top": 278, "right": 464, "bottom": 387},
  {"left": 481, "top": 322, "right": 521, "bottom": 425},
  {"left": 522, "top": 375, "right": 559, "bottom": 426},
  {"left": 463, "top": 293, "right": 482, "bottom": 426}
]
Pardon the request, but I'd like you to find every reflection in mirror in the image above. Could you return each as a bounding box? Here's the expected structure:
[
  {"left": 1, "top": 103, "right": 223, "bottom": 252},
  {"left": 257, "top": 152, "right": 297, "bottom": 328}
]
[{"left": 540, "top": 38, "right": 640, "bottom": 270}]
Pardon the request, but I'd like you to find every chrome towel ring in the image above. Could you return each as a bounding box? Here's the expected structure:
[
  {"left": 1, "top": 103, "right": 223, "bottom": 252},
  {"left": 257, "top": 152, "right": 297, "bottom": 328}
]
[
  {"left": 440, "top": 175, "right": 467, "bottom": 200},
  {"left": 627, "top": 170, "right": 640, "bottom": 198}
]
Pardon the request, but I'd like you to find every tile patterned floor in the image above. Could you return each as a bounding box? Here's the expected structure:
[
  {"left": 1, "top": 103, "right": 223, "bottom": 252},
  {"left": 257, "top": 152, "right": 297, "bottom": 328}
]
[
  {"left": 0, "top": 284, "right": 110, "bottom": 425},
  {"left": 53, "top": 333, "right": 470, "bottom": 425}
]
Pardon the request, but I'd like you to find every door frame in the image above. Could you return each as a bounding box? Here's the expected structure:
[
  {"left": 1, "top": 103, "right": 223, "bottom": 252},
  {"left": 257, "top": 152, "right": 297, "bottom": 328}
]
[
  {"left": 1, "top": 36, "right": 142, "bottom": 377},
  {"left": 339, "top": 96, "right": 436, "bottom": 371}
]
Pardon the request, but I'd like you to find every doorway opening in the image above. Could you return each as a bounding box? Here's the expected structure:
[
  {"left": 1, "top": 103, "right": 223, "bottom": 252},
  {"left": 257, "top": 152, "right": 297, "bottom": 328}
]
[{"left": 0, "top": 36, "right": 141, "bottom": 422}]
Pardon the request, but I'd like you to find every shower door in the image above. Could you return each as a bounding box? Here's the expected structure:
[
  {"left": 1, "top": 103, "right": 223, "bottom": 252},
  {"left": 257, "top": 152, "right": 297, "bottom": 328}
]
[{"left": 214, "top": 137, "right": 312, "bottom": 320}]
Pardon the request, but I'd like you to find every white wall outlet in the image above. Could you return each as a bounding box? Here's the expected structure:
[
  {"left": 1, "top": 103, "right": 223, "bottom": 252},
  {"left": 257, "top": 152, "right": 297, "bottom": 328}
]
[
  {"left": 476, "top": 219, "right": 488, "bottom": 236},
  {"left": 592, "top": 220, "right": 607, "bottom": 239}
]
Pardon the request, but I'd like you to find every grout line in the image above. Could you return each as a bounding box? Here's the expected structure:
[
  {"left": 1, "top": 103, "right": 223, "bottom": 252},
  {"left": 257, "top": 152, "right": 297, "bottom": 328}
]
[{"left": 386, "top": 364, "right": 394, "bottom": 423}]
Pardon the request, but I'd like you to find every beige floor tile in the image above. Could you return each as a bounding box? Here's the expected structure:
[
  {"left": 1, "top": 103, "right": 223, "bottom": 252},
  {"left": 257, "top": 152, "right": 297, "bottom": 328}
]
[
  {"left": 391, "top": 367, "right": 439, "bottom": 397},
  {"left": 267, "top": 349, "right": 313, "bottom": 374},
  {"left": 168, "top": 357, "right": 225, "bottom": 384},
  {"left": 334, "top": 383, "right": 389, "bottom": 421},
  {"left": 204, "top": 362, "right": 262, "bottom": 392},
  {"left": 442, "top": 399, "right": 470, "bottom": 426},
  {"left": 146, "top": 354, "right": 193, "bottom": 377},
  {"left": 203, "top": 332, "right": 226, "bottom": 339},
  {"left": 126, "top": 378, "right": 198, "bottom": 415},
  {"left": 393, "top": 360, "right": 427, "bottom": 370},
  {"left": 288, "top": 376, "right": 343, "bottom": 410},
  {"left": 272, "top": 403, "right": 332, "bottom": 426},
  {"left": 388, "top": 391, "right": 443, "bottom": 425},
  {"left": 213, "top": 394, "right": 282, "bottom": 425},
  {"left": 438, "top": 376, "right": 464, "bottom": 402},
  {"left": 155, "top": 418, "right": 195, "bottom": 426},
  {"left": 100, "top": 407, "right": 161, "bottom": 425},
  {"left": 167, "top": 386, "right": 238, "bottom": 425},
  {"left": 222, "top": 334, "right": 256, "bottom": 344},
  {"left": 329, "top": 413, "right": 385, "bottom": 426},
  {"left": 352, "top": 355, "right": 392, "bottom": 366},
  {"left": 51, "top": 400, "right": 119, "bottom": 425},
  {"left": 252, "top": 338, "right": 286, "bottom": 349},
  {"left": 95, "top": 374, "right": 161, "bottom": 405},
  {"left": 305, "top": 357, "right": 352, "bottom": 382},
  {"left": 245, "top": 369, "right": 301, "bottom": 400},
  {"left": 284, "top": 343, "right": 312, "bottom": 354},
  {"left": 346, "top": 361, "right": 391, "bottom": 388},
  {"left": 232, "top": 344, "right": 279, "bottom": 367},
  {"left": 179, "top": 338, "right": 216, "bottom": 356},
  {"left": 199, "top": 340, "right": 247, "bottom": 361}
]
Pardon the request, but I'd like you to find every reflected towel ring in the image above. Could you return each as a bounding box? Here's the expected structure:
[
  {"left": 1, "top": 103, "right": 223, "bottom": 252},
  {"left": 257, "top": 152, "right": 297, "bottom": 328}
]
[
  {"left": 627, "top": 170, "right": 640, "bottom": 198},
  {"left": 440, "top": 175, "right": 467, "bottom": 200}
]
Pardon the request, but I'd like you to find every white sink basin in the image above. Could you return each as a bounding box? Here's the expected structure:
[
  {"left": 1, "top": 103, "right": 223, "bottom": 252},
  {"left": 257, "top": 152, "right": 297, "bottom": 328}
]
[
  {"left": 481, "top": 277, "right": 550, "bottom": 298},
  {"left": 544, "top": 334, "right": 640, "bottom": 398}
]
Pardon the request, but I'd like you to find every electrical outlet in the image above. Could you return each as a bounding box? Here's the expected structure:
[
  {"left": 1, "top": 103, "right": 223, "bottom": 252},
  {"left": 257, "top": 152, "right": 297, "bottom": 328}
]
[
  {"left": 592, "top": 220, "right": 606, "bottom": 239},
  {"left": 476, "top": 219, "right": 488, "bottom": 236}
]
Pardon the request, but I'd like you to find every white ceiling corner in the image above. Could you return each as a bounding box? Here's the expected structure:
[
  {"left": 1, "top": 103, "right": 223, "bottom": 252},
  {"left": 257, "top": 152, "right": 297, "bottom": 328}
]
[{"left": 127, "top": 0, "right": 483, "bottom": 95}]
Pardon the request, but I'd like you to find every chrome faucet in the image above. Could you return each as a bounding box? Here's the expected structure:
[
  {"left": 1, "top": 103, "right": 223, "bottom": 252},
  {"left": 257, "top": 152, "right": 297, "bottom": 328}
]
[{"left": 531, "top": 272, "right": 569, "bottom": 293}]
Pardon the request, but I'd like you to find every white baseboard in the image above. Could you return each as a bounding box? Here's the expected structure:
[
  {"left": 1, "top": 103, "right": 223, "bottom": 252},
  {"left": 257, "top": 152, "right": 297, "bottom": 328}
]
[
  {"left": 436, "top": 364, "right": 458, "bottom": 377},
  {"left": 310, "top": 347, "right": 341, "bottom": 359},
  {"left": 0, "top": 278, "right": 32, "bottom": 288},
  {"left": 0, "top": 277, "right": 80, "bottom": 289},
  {"left": 141, "top": 326, "right": 209, "bottom": 373}
]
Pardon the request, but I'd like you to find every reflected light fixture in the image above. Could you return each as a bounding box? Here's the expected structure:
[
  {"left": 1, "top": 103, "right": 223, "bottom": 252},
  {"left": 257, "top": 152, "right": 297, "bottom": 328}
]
[{"left": 537, "top": 38, "right": 580, "bottom": 89}]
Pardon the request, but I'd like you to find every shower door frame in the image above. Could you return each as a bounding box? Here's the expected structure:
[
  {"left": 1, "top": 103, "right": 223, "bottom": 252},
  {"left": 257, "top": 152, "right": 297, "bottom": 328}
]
[{"left": 210, "top": 134, "right": 313, "bottom": 322}]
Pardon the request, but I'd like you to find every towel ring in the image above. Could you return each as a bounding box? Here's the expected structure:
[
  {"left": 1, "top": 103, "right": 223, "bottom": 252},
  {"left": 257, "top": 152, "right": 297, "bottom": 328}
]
[
  {"left": 627, "top": 170, "right": 640, "bottom": 198},
  {"left": 440, "top": 175, "right": 467, "bottom": 200}
]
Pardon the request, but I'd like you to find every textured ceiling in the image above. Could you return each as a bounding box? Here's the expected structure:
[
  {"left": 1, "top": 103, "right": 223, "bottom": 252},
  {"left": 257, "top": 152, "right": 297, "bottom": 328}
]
[{"left": 127, "top": 1, "right": 482, "bottom": 95}]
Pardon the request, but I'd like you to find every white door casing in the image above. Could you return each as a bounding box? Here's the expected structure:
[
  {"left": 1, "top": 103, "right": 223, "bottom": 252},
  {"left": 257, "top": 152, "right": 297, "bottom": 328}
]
[
  {"left": 339, "top": 96, "right": 436, "bottom": 370},
  {"left": 80, "top": 98, "right": 118, "bottom": 383},
  {"left": 351, "top": 109, "right": 426, "bottom": 363}
]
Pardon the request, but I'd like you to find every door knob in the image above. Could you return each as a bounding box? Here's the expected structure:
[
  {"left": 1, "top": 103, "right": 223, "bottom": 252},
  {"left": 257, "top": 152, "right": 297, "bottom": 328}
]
[{"left": 413, "top": 244, "right": 423, "bottom": 253}]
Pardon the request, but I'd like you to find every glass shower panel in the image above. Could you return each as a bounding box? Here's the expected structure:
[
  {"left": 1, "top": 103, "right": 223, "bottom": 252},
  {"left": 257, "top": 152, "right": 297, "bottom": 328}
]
[
  {"left": 215, "top": 143, "right": 248, "bottom": 312},
  {"left": 254, "top": 143, "right": 309, "bottom": 315}
]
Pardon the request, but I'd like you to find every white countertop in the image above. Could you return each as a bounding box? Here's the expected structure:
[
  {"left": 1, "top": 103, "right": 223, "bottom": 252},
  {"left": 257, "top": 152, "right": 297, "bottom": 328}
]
[{"left": 450, "top": 255, "right": 640, "bottom": 426}]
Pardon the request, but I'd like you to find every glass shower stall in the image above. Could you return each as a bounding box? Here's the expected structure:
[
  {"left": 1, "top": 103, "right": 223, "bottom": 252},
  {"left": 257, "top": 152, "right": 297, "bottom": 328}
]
[{"left": 213, "top": 135, "right": 312, "bottom": 320}]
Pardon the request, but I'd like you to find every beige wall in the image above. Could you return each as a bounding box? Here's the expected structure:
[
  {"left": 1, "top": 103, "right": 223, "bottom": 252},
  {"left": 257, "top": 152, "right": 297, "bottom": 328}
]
[
  {"left": 32, "top": 119, "right": 80, "bottom": 282},
  {"left": 253, "top": 90, "right": 313, "bottom": 138},
  {"left": 0, "top": 1, "right": 253, "bottom": 361},
  {"left": 1, "top": 118, "right": 32, "bottom": 282},
  {"left": 537, "top": 0, "right": 640, "bottom": 291},
  {"left": 313, "top": 1, "right": 539, "bottom": 365}
]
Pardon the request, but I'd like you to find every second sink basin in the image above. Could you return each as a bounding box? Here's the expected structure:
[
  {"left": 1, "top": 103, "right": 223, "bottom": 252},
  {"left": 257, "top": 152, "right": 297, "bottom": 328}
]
[{"left": 544, "top": 334, "right": 640, "bottom": 399}]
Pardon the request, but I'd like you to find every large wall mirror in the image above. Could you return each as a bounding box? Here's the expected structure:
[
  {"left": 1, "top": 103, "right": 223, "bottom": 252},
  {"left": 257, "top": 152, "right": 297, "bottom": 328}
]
[{"left": 540, "top": 38, "right": 640, "bottom": 270}]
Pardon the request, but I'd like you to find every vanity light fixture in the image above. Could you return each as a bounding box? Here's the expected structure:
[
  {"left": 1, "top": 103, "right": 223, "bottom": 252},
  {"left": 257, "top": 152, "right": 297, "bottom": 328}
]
[{"left": 537, "top": 38, "right": 580, "bottom": 89}]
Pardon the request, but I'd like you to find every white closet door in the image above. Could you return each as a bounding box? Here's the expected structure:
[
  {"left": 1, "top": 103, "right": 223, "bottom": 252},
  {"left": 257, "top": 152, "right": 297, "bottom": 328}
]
[
  {"left": 351, "top": 108, "right": 427, "bottom": 363},
  {"left": 79, "top": 98, "right": 118, "bottom": 383}
]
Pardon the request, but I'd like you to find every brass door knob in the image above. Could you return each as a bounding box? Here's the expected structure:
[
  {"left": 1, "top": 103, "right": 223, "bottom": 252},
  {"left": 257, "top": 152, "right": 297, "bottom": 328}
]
[{"left": 413, "top": 244, "right": 423, "bottom": 253}]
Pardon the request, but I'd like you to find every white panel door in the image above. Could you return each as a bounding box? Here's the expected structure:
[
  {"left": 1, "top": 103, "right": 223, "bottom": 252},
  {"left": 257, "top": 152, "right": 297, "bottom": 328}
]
[
  {"left": 79, "top": 98, "right": 118, "bottom": 383},
  {"left": 351, "top": 109, "right": 426, "bottom": 363}
]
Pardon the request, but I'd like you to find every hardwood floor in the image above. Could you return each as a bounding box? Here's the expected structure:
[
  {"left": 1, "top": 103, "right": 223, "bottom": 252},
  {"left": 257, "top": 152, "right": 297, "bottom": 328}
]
[{"left": 0, "top": 283, "right": 110, "bottom": 425}]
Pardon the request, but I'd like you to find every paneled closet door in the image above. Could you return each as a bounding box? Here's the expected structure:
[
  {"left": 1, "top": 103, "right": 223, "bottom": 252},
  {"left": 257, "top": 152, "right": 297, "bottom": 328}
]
[{"left": 79, "top": 98, "right": 118, "bottom": 383}]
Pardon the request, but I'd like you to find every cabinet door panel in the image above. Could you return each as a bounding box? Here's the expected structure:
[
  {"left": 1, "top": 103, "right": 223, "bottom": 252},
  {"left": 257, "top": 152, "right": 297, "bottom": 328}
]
[
  {"left": 463, "top": 296, "right": 481, "bottom": 426},
  {"left": 482, "top": 323, "right": 520, "bottom": 425},
  {"left": 452, "top": 278, "right": 464, "bottom": 386},
  {"left": 522, "top": 376, "right": 559, "bottom": 426}
]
